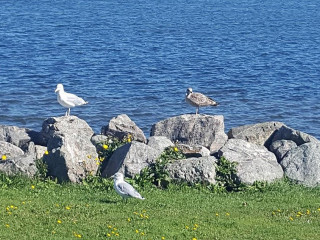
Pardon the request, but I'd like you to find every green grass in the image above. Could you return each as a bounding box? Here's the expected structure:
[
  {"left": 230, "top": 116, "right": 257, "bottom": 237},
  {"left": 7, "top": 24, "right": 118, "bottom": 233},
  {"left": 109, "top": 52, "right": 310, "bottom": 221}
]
[{"left": 0, "top": 175, "right": 320, "bottom": 240}]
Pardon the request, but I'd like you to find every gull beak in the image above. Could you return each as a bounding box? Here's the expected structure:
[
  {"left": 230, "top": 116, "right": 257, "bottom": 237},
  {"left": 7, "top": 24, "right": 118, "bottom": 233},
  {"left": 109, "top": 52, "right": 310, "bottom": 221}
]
[{"left": 54, "top": 88, "right": 58, "bottom": 93}]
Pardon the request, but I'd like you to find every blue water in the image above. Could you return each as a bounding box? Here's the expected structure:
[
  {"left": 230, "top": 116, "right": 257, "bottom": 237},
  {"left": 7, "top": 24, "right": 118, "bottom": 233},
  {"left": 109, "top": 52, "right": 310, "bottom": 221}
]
[{"left": 1, "top": 0, "right": 320, "bottom": 138}]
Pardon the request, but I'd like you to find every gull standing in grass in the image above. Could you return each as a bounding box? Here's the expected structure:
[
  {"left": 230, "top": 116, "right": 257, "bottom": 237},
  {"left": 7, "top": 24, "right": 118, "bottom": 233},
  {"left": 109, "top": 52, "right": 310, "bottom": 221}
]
[
  {"left": 185, "top": 88, "right": 219, "bottom": 114},
  {"left": 55, "top": 83, "right": 88, "bottom": 116},
  {"left": 113, "top": 172, "right": 145, "bottom": 201}
]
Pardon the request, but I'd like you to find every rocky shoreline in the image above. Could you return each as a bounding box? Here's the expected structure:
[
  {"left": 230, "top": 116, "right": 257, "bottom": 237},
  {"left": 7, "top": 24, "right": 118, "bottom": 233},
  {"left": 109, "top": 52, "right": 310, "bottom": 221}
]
[{"left": 0, "top": 114, "right": 319, "bottom": 187}]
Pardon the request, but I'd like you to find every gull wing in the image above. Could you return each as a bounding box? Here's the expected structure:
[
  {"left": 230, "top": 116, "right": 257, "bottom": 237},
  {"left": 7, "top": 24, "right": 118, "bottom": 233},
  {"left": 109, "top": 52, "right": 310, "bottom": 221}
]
[
  {"left": 64, "top": 92, "right": 87, "bottom": 106},
  {"left": 189, "top": 92, "right": 217, "bottom": 106},
  {"left": 117, "top": 182, "right": 144, "bottom": 199}
]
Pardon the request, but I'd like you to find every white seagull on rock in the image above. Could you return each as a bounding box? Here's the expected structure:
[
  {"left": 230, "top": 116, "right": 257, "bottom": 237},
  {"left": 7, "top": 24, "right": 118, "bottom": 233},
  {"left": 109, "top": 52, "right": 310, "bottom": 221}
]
[
  {"left": 113, "top": 172, "right": 145, "bottom": 201},
  {"left": 55, "top": 83, "right": 88, "bottom": 116},
  {"left": 185, "top": 88, "right": 219, "bottom": 114}
]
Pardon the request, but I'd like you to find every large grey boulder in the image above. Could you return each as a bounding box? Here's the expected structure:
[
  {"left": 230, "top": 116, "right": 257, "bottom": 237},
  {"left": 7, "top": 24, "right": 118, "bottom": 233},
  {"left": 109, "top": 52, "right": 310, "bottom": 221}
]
[
  {"left": 42, "top": 116, "right": 98, "bottom": 183},
  {"left": 218, "top": 139, "right": 283, "bottom": 184},
  {"left": 101, "top": 141, "right": 159, "bottom": 178},
  {"left": 271, "top": 125, "right": 319, "bottom": 146},
  {"left": 0, "top": 141, "right": 24, "bottom": 158},
  {"left": 227, "top": 122, "right": 284, "bottom": 148},
  {"left": 101, "top": 114, "right": 146, "bottom": 143},
  {"left": 280, "top": 142, "right": 320, "bottom": 187},
  {"left": 0, "top": 154, "right": 37, "bottom": 178},
  {"left": 165, "top": 156, "right": 217, "bottom": 184},
  {"left": 269, "top": 140, "right": 297, "bottom": 161},
  {"left": 150, "top": 114, "right": 227, "bottom": 153}
]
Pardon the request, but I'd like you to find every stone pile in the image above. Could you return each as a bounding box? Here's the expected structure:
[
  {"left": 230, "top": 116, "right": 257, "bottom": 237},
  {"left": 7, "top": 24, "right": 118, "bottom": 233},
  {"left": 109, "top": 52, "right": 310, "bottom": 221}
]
[{"left": 0, "top": 113, "right": 320, "bottom": 187}]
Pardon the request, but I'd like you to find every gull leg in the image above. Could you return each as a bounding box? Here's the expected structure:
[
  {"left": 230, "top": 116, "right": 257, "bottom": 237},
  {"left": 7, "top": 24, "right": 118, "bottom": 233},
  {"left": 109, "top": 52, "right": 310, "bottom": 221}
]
[
  {"left": 65, "top": 110, "right": 68, "bottom": 116},
  {"left": 196, "top": 107, "right": 199, "bottom": 115},
  {"left": 68, "top": 108, "right": 71, "bottom": 116}
]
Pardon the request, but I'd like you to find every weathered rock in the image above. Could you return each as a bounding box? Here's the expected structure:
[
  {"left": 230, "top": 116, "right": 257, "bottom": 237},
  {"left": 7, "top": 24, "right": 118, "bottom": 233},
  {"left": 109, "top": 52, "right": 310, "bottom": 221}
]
[
  {"left": 101, "top": 141, "right": 159, "bottom": 178},
  {"left": 227, "top": 122, "right": 284, "bottom": 148},
  {"left": 269, "top": 140, "right": 297, "bottom": 161},
  {"left": 218, "top": 139, "right": 283, "bottom": 184},
  {"left": 177, "top": 144, "right": 210, "bottom": 158},
  {"left": 42, "top": 116, "right": 98, "bottom": 182},
  {"left": 147, "top": 136, "right": 174, "bottom": 155},
  {"left": 0, "top": 141, "right": 24, "bottom": 158},
  {"left": 271, "top": 125, "right": 319, "bottom": 146},
  {"left": 0, "top": 125, "right": 32, "bottom": 150},
  {"left": 0, "top": 154, "right": 37, "bottom": 178},
  {"left": 165, "top": 156, "right": 217, "bottom": 184},
  {"left": 101, "top": 114, "right": 146, "bottom": 143},
  {"left": 25, "top": 142, "right": 48, "bottom": 160},
  {"left": 150, "top": 114, "right": 227, "bottom": 153},
  {"left": 280, "top": 142, "right": 320, "bottom": 187}
]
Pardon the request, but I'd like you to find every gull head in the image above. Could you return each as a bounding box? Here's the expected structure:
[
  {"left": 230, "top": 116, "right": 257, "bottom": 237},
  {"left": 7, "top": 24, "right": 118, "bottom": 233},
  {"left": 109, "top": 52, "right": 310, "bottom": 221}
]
[
  {"left": 186, "top": 88, "right": 193, "bottom": 96},
  {"left": 113, "top": 172, "right": 124, "bottom": 181},
  {"left": 55, "top": 84, "right": 64, "bottom": 93}
]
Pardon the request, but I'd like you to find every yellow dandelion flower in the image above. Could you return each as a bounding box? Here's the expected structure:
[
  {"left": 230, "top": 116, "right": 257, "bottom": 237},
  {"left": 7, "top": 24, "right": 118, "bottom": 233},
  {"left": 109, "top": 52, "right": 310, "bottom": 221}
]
[
  {"left": 141, "top": 232, "right": 145, "bottom": 236},
  {"left": 226, "top": 212, "right": 230, "bottom": 216},
  {"left": 108, "top": 225, "right": 112, "bottom": 229},
  {"left": 7, "top": 212, "right": 12, "bottom": 215},
  {"left": 277, "top": 209, "right": 281, "bottom": 212},
  {"left": 113, "top": 228, "right": 117, "bottom": 231},
  {"left": 57, "top": 219, "right": 62, "bottom": 224},
  {"left": 289, "top": 217, "right": 294, "bottom": 221},
  {"left": 1, "top": 155, "right": 7, "bottom": 161},
  {"left": 107, "top": 233, "right": 111, "bottom": 237},
  {"left": 52, "top": 231, "right": 56, "bottom": 234},
  {"left": 31, "top": 185, "right": 35, "bottom": 189},
  {"left": 174, "top": 147, "right": 179, "bottom": 152},
  {"left": 194, "top": 224, "right": 199, "bottom": 228},
  {"left": 306, "top": 209, "right": 310, "bottom": 215},
  {"left": 10, "top": 205, "right": 14, "bottom": 209},
  {"left": 127, "top": 218, "right": 131, "bottom": 222},
  {"left": 127, "top": 138, "right": 132, "bottom": 143},
  {"left": 44, "top": 150, "right": 49, "bottom": 155},
  {"left": 162, "top": 237, "right": 165, "bottom": 240},
  {"left": 65, "top": 206, "right": 71, "bottom": 210},
  {"left": 87, "top": 154, "right": 92, "bottom": 159},
  {"left": 318, "top": 208, "right": 320, "bottom": 211},
  {"left": 6, "top": 207, "right": 9, "bottom": 211},
  {"left": 145, "top": 215, "right": 149, "bottom": 219},
  {"left": 192, "top": 238, "right": 197, "bottom": 240},
  {"left": 215, "top": 213, "right": 219, "bottom": 216},
  {"left": 133, "top": 212, "right": 138, "bottom": 215},
  {"left": 135, "top": 229, "right": 139, "bottom": 233},
  {"left": 5, "top": 224, "right": 10, "bottom": 228},
  {"left": 103, "top": 144, "right": 109, "bottom": 150},
  {"left": 272, "top": 211, "right": 276, "bottom": 215},
  {"left": 115, "top": 233, "right": 119, "bottom": 236},
  {"left": 22, "top": 201, "right": 25, "bottom": 204}
]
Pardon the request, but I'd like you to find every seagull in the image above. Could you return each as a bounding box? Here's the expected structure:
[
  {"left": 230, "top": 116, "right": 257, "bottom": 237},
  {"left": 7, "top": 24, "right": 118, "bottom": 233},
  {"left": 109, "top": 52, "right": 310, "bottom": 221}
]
[
  {"left": 113, "top": 172, "right": 145, "bottom": 201},
  {"left": 55, "top": 83, "right": 88, "bottom": 116},
  {"left": 185, "top": 88, "right": 219, "bottom": 114}
]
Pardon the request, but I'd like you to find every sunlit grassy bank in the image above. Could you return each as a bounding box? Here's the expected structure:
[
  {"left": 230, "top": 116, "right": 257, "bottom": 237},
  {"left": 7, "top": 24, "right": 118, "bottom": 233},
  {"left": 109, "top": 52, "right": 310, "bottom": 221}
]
[{"left": 0, "top": 175, "right": 320, "bottom": 240}]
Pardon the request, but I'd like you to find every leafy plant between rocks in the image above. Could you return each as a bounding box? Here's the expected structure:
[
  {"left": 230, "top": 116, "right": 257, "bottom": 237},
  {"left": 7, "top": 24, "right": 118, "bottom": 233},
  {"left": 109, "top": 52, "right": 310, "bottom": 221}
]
[
  {"left": 134, "top": 146, "right": 186, "bottom": 188},
  {"left": 215, "top": 156, "right": 247, "bottom": 192},
  {"left": 35, "top": 157, "right": 48, "bottom": 180}
]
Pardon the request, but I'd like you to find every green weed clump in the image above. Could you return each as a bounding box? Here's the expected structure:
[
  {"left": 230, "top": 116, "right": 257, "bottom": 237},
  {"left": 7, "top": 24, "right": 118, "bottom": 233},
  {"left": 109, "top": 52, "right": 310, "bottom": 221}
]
[{"left": 134, "top": 146, "right": 185, "bottom": 188}]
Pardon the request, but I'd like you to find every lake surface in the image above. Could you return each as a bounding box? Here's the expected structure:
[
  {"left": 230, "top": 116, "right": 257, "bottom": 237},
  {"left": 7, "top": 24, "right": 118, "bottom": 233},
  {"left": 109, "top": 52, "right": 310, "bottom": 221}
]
[{"left": 1, "top": 0, "right": 320, "bottom": 138}]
